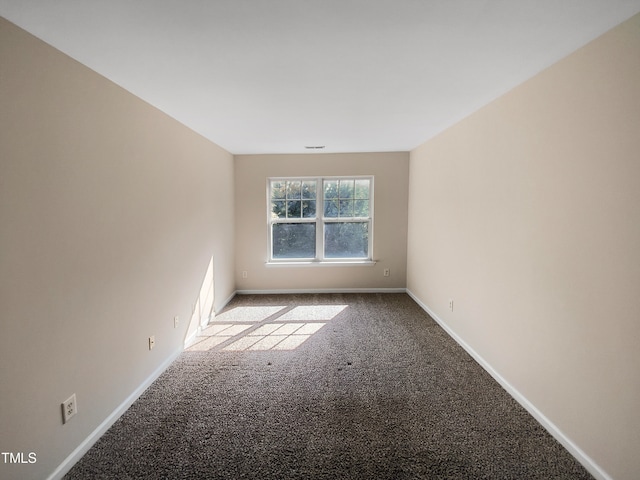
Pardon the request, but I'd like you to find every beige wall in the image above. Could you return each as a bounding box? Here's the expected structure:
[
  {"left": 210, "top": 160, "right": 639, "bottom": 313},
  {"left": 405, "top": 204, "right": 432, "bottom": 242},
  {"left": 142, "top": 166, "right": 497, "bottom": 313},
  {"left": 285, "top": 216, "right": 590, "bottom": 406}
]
[
  {"left": 4, "top": 8, "right": 639, "bottom": 479},
  {"left": 0, "top": 18, "right": 235, "bottom": 480},
  {"left": 234, "top": 153, "right": 409, "bottom": 292},
  {"left": 407, "top": 13, "right": 640, "bottom": 480}
]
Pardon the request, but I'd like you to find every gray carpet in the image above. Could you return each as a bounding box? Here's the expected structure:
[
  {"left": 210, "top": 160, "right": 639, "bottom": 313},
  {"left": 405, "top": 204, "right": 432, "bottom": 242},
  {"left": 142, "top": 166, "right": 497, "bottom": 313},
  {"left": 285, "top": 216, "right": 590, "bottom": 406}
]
[{"left": 65, "top": 293, "right": 593, "bottom": 479}]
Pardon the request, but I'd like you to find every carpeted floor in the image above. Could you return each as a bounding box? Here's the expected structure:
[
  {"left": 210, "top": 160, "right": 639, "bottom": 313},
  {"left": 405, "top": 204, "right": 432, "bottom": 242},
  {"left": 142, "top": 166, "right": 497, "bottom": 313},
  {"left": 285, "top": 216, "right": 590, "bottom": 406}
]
[{"left": 65, "top": 293, "right": 593, "bottom": 479}]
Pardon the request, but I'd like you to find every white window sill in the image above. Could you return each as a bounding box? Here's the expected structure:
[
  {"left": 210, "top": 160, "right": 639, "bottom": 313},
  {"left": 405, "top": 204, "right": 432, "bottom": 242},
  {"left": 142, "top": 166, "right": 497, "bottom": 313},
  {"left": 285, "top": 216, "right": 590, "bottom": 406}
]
[{"left": 266, "top": 260, "right": 377, "bottom": 267}]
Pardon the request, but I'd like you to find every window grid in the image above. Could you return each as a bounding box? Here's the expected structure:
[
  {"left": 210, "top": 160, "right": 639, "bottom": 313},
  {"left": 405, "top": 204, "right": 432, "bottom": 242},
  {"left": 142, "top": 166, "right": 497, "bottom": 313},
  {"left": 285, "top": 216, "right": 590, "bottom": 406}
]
[
  {"left": 268, "top": 176, "right": 373, "bottom": 262},
  {"left": 270, "top": 180, "right": 317, "bottom": 221}
]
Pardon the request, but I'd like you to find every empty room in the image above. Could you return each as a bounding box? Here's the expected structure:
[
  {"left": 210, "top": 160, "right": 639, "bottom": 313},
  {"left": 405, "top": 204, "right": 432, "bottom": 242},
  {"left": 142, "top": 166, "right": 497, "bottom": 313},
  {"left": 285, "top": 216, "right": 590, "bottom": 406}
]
[{"left": 1, "top": 1, "right": 639, "bottom": 479}]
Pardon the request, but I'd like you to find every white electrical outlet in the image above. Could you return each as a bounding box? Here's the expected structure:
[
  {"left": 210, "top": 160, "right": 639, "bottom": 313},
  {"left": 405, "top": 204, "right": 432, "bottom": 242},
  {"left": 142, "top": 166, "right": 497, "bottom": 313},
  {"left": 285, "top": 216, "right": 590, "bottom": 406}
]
[
  {"left": 242, "top": 271, "right": 248, "bottom": 279},
  {"left": 62, "top": 394, "right": 77, "bottom": 424},
  {"left": 383, "top": 268, "right": 390, "bottom": 277},
  {"left": 174, "top": 316, "right": 179, "bottom": 328},
  {"left": 449, "top": 299, "right": 454, "bottom": 312},
  {"left": 149, "top": 336, "right": 155, "bottom": 350}
]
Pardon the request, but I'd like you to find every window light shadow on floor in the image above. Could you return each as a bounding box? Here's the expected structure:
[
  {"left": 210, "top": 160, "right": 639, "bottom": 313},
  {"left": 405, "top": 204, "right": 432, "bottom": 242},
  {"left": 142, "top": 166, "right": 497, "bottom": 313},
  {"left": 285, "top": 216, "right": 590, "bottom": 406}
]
[{"left": 187, "top": 304, "right": 348, "bottom": 352}]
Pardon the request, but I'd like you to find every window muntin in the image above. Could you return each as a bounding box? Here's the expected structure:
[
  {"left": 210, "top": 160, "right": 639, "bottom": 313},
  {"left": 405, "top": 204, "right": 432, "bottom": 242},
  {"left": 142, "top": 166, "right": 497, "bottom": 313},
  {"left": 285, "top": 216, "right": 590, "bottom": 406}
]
[
  {"left": 270, "top": 180, "right": 317, "bottom": 219},
  {"left": 323, "top": 179, "right": 370, "bottom": 218},
  {"left": 268, "top": 176, "right": 373, "bottom": 262}
]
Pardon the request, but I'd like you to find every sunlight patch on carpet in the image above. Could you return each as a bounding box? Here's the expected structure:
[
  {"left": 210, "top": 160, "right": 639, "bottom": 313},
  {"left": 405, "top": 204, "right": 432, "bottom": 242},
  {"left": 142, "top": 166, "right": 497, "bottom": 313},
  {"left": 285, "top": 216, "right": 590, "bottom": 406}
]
[
  {"left": 187, "top": 304, "right": 348, "bottom": 352},
  {"left": 213, "top": 305, "right": 288, "bottom": 322},
  {"left": 222, "top": 322, "right": 324, "bottom": 351}
]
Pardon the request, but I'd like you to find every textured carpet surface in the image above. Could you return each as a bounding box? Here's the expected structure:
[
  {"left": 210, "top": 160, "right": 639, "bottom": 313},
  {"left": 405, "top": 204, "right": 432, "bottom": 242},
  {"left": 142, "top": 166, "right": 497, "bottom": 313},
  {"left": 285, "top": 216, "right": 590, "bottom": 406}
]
[{"left": 66, "top": 293, "right": 593, "bottom": 479}]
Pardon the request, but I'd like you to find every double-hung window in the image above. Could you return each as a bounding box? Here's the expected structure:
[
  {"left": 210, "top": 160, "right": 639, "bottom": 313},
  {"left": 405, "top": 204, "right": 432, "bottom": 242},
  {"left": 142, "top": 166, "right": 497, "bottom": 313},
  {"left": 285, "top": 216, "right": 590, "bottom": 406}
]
[{"left": 268, "top": 176, "right": 373, "bottom": 262}]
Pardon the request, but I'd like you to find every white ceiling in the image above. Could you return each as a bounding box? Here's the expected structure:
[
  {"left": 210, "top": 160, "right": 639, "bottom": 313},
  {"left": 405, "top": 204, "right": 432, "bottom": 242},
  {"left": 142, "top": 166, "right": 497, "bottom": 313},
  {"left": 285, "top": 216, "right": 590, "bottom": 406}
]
[{"left": 2, "top": 1, "right": 640, "bottom": 154}]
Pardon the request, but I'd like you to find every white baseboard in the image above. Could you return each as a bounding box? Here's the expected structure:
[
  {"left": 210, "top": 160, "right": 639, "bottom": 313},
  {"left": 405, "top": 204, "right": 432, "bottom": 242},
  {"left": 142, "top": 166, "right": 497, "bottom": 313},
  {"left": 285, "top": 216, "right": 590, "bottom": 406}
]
[
  {"left": 46, "top": 349, "right": 183, "bottom": 480},
  {"left": 48, "top": 289, "right": 608, "bottom": 480},
  {"left": 183, "top": 326, "right": 203, "bottom": 349},
  {"left": 184, "top": 291, "right": 239, "bottom": 348},
  {"left": 405, "top": 289, "right": 612, "bottom": 480},
  {"left": 236, "top": 287, "right": 407, "bottom": 295},
  {"left": 215, "top": 291, "right": 237, "bottom": 314}
]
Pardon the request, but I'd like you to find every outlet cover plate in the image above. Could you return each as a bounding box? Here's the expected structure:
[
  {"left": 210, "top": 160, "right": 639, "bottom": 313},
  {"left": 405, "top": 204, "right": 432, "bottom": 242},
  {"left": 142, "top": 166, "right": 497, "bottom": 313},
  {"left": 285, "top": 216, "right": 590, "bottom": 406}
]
[{"left": 62, "top": 394, "right": 77, "bottom": 424}]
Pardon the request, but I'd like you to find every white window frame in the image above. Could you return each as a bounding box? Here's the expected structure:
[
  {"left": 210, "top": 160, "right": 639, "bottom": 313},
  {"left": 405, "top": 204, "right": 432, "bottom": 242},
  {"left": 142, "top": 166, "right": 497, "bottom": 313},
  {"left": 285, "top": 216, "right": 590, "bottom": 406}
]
[{"left": 267, "top": 176, "right": 374, "bottom": 265}]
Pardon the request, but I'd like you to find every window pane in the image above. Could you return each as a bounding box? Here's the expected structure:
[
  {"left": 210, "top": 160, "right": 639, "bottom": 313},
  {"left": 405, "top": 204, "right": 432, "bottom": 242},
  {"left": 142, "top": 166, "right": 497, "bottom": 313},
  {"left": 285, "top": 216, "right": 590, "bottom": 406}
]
[
  {"left": 324, "top": 199, "right": 339, "bottom": 218},
  {"left": 271, "top": 181, "right": 286, "bottom": 200},
  {"left": 286, "top": 200, "right": 302, "bottom": 218},
  {"left": 354, "top": 199, "right": 369, "bottom": 217},
  {"left": 339, "top": 180, "right": 354, "bottom": 199},
  {"left": 273, "top": 223, "right": 316, "bottom": 259},
  {"left": 287, "top": 181, "right": 301, "bottom": 199},
  {"left": 324, "top": 180, "right": 338, "bottom": 199},
  {"left": 339, "top": 199, "right": 353, "bottom": 217},
  {"left": 302, "top": 181, "right": 316, "bottom": 199},
  {"left": 271, "top": 200, "right": 286, "bottom": 219},
  {"left": 324, "top": 222, "right": 369, "bottom": 258},
  {"left": 354, "top": 179, "right": 370, "bottom": 199},
  {"left": 302, "top": 200, "right": 316, "bottom": 218}
]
